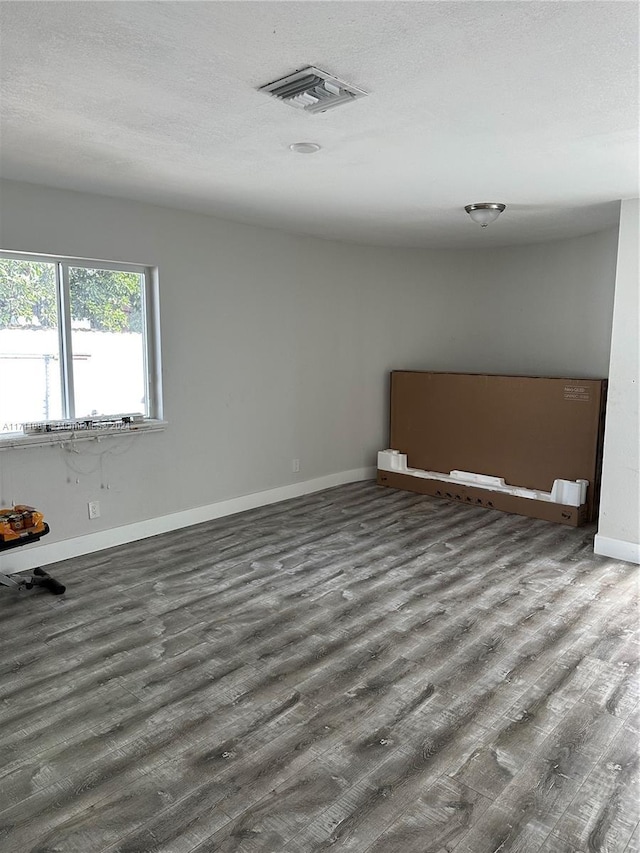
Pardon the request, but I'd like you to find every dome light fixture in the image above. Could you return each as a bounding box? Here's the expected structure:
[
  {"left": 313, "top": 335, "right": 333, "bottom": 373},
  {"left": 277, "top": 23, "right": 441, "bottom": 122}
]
[
  {"left": 465, "top": 202, "right": 506, "bottom": 227},
  {"left": 289, "top": 142, "right": 321, "bottom": 154}
]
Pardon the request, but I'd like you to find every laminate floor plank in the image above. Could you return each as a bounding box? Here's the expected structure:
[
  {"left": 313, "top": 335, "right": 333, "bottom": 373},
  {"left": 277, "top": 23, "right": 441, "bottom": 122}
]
[
  {"left": 280, "top": 717, "right": 494, "bottom": 851},
  {"left": 624, "top": 822, "right": 640, "bottom": 853},
  {"left": 0, "top": 481, "right": 638, "bottom": 853},
  {"left": 449, "top": 803, "right": 552, "bottom": 853},
  {"left": 547, "top": 717, "right": 640, "bottom": 853},
  {"left": 360, "top": 776, "right": 493, "bottom": 853}
]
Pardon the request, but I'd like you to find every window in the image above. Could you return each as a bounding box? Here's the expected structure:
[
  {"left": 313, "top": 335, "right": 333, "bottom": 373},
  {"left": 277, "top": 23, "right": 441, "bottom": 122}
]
[{"left": 0, "top": 251, "right": 162, "bottom": 437}]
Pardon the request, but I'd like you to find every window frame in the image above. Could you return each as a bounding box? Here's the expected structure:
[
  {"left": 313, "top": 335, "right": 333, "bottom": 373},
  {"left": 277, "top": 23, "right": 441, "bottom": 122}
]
[{"left": 0, "top": 249, "right": 163, "bottom": 439}]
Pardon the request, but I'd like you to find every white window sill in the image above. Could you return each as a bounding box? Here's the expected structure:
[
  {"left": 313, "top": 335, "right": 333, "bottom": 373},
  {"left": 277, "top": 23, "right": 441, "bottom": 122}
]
[{"left": 0, "top": 420, "right": 167, "bottom": 450}]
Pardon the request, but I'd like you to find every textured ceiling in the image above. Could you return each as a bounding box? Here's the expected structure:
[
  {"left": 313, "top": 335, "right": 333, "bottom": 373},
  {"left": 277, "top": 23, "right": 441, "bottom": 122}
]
[{"left": 0, "top": 1, "right": 638, "bottom": 248}]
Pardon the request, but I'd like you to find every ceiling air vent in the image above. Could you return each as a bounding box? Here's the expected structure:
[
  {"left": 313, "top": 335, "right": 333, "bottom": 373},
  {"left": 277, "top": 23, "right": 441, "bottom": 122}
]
[{"left": 258, "top": 66, "right": 367, "bottom": 114}]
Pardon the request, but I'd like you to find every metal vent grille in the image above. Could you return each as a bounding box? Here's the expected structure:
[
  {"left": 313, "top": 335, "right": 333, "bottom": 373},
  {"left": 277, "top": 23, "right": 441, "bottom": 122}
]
[{"left": 258, "top": 66, "right": 367, "bottom": 114}]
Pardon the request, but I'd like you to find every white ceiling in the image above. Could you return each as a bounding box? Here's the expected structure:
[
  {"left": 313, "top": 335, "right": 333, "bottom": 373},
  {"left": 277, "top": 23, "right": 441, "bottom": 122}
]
[{"left": 0, "top": 1, "right": 638, "bottom": 248}]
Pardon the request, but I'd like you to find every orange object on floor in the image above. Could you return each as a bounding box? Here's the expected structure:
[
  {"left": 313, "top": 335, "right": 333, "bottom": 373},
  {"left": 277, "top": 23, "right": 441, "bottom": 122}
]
[{"left": 0, "top": 505, "right": 47, "bottom": 544}]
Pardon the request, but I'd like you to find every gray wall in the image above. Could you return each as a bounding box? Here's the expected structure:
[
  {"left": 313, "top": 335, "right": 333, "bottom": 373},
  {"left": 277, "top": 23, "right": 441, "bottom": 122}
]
[
  {"left": 597, "top": 198, "right": 640, "bottom": 557},
  {"left": 0, "top": 179, "right": 619, "bottom": 548},
  {"left": 439, "top": 230, "right": 618, "bottom": 379}
]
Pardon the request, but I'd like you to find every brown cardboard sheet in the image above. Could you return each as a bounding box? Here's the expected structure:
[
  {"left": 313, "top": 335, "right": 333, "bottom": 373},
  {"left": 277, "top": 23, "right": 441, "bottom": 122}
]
[{"left": 385, "top": 372, "right": 607, "bottom": 524}]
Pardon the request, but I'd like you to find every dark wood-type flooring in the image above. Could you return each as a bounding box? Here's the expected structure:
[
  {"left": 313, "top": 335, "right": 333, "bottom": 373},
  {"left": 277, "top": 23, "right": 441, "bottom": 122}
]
[{"left": 0, "top": 481, "right": 639, "bottom": 853}]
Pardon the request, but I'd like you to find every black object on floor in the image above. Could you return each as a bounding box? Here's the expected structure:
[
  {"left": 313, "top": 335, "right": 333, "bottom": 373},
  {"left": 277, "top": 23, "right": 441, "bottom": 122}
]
[
  {"left": 0, "top": 522, "right": 66, "bottom": 595},
  {"left": 28, "top": 566, "right": 66, "bottom": 595}
]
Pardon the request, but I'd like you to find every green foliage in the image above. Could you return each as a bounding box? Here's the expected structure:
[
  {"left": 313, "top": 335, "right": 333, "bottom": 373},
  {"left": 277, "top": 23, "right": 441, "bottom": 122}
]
[
  {"left": 69, "top": 267, "right": 142, "bottom": 333},
  {"left": 0, "top": 259, "right": 57, "bottom": 328},
  {"left": 0, "top": 259, "right": 143, "bottom": 333}
]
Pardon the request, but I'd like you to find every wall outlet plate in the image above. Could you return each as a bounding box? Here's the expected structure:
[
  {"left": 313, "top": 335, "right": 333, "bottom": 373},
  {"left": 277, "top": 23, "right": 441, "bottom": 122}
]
[{"left": 88, "top": 500, "right": 100, "bottom": 520}]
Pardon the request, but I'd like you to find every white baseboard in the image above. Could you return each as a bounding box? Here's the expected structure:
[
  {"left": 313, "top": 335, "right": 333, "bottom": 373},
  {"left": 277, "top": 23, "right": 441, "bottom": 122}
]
[
  {"left": 0, "top": 467, "right": 376, "bottom": 575},
  {"left": 594, "top": 534, "right": 640, "bottom": 565}
]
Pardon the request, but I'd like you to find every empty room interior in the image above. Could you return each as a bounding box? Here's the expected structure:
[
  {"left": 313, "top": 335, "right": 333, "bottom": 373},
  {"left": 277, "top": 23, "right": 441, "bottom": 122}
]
[{"left": 0, "top": 2, "right": 639, "bottom": 852}]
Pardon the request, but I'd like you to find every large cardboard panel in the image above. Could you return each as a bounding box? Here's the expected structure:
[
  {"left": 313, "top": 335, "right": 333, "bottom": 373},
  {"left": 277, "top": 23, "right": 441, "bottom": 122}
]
[
  {"left": 389, "top": 372, "right": 607, "bottom": 522},
  {"left": 377, "top": 470, "right": 587, "bottom": 526}
]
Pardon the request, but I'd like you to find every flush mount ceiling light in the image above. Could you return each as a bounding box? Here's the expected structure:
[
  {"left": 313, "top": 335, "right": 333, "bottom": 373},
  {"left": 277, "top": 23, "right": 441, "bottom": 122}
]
[
  {"left": 259, "top": 66, "right": 368, "bottom": 114},
  {"left": 289, "top": 142, "right": 321, "bottom": 154},
  {"left": 465, "top": 203, "right": 506, "bottom": 227}
]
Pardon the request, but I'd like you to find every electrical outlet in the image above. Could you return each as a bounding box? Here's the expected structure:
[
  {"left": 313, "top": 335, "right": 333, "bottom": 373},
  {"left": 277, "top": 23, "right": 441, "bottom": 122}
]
[
  {"left": 88, "top": 500, "right": 100, "bottom": 520},
  {"left": 292, "top": 459, "right": 300, "bottom": 473}
]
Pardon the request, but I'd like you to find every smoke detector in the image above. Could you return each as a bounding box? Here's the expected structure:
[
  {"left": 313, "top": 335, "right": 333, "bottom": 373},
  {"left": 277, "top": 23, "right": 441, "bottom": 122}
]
[{"left": 258, "top": 66, "right": 368, "bottom": 114}]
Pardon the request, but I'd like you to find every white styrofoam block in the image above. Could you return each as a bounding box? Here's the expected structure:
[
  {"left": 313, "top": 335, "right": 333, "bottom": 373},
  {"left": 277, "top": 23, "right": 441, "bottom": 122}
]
[
  {"left": 578, "top": 479, "right": 589, "bottom": 504},
  {"left": 377, "top": 449, "right": 408, "bottom": 472},
  {"left": 450, "top": 471, "right": 506, "bottom": 488},
  {"left": 550, "top": 478, "right": 589, "bottom": 506},
  {"left": 378, "top": 449, "right": 589, "bottom": 506}
]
